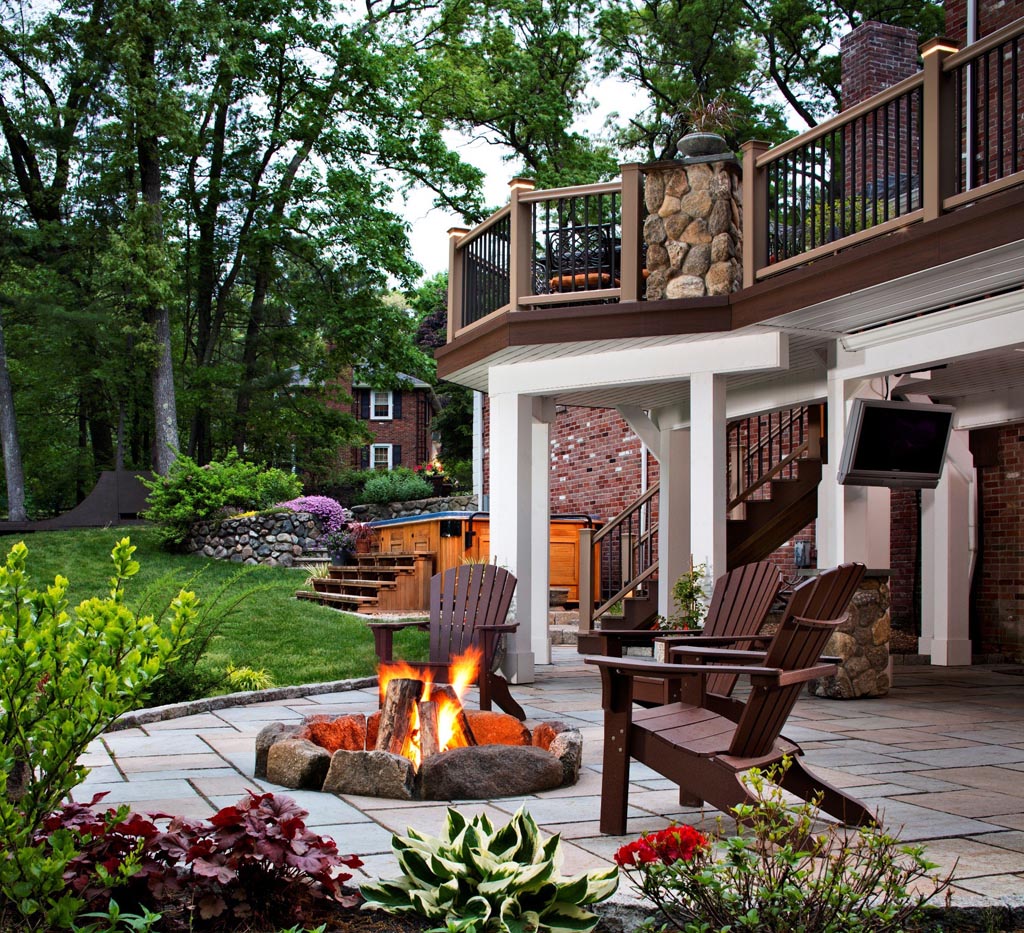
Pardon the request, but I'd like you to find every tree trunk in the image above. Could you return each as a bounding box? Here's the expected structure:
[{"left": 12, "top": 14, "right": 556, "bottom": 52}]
[
  {"left": 137, "top": 32, "right": 179, "bottom": 475},
  {"left": 0, "top": 312, "right": 27, "bottom": 521}
]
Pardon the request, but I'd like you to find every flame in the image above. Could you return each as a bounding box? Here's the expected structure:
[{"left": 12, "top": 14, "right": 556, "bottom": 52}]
[{"left": 376, "top": 647, "right": 483, "bottom": 770}]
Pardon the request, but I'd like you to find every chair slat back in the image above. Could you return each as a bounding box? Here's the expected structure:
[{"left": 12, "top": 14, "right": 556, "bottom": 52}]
[
  {"left": 703, "top": 561, "right": 783, "bottom": 697},
  {"left": 429, "top": 564, "right": 517, "bottom": 665},
  {"left": 728, "top": 613, "right": 846, "bottom": 759}
]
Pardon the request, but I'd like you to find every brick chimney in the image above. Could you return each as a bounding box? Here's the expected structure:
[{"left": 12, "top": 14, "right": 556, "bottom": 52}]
[{"left": 841, "top": 21, "right": 920, "bottom": 110}]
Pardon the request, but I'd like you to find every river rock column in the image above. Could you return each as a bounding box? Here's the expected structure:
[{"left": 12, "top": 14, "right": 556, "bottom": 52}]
[
  {"left": 809, "top": 574, "right": 891, "bottom": 699},
  {"left": 641, "top": 158, "right": 742, "bottom": 301}
]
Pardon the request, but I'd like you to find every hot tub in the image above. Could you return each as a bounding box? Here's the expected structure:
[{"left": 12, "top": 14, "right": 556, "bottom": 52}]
[{"left": 368, "top": 511, "right": 598, "bottom": 606}]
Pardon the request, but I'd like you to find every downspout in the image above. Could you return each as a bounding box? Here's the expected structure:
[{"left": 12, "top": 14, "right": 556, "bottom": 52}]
[{"left": 473, "top": 390, "right": 485, "bottom": 508}]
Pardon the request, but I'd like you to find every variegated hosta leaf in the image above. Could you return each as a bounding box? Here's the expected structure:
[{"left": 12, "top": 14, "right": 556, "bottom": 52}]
[
  {"left": 444, "top": 807, "right": 468, "bottom": 839},
  {"left": 539, "top": 902, "right": 601, "bottom": 933}
]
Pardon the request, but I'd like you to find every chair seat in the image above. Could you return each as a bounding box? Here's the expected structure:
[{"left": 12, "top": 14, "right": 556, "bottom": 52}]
[{"left": 633, "top": 702, "right": 799, "bottom": 760}]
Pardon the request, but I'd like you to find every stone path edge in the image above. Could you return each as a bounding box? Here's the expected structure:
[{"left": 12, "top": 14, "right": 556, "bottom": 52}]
[{"left": 111, "top": 676, "right": 378, "bottom": 731}]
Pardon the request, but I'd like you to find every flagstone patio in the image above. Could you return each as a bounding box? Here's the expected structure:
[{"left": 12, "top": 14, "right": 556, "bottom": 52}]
[{"left": 79, "top": 649, "right": 1024, "bottom": 912}]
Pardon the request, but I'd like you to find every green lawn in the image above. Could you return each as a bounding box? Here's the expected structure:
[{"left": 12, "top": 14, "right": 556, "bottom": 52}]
[{"left": 0, "top": 525, "right": 429, "bottom": 693}]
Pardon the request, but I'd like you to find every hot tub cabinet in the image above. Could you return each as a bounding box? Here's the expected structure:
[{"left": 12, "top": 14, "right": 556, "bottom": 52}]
[{"left": 371, "top": 512, "right": 598, "bottom": 609}]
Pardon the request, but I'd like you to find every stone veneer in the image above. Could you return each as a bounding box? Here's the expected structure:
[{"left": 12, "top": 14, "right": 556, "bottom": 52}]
[
  {"left": 641, "top": 158, "right": 742, "bottom": 301},
  {"left": 809, "top": 575, "right": 891, "bottom": 699},
  {"left": 348, "top": 493, "right": 478, "bottom": 521}
]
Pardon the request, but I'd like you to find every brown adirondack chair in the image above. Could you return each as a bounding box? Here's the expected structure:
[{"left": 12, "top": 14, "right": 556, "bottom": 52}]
[
  {"left": 653, "top": 561, "right": 865, "bottom": 717},
  {"left": 586, "top": 575, "right": 877, "bottom": 835},
  {"left": 631, "top": 560, "right": 784, "bottom": 706},
  {"left": 367, "top": 564, "right": 525, "bottom": 720}
]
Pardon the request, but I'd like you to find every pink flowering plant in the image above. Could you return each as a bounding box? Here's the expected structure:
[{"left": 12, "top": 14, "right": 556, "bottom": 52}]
[
  {"left": 414, "top": 458, "right": 447, "bottom": 478},
  {"left": 614, "top": 762, "right": 952, "bottom": 933},
  {"left": 277, "top": 495, "right": 348, "bottom": 532}
]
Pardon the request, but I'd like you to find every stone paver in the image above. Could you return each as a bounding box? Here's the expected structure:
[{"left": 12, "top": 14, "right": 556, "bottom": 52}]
[{"left": 85, "top": 652, "right": 1024, "bottom": 909}]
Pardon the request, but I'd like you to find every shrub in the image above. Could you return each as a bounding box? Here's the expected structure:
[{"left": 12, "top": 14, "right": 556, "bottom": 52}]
[
  {"left": 276, "top": 495, "right": 347, "bottom": 532},
  {"left": 0, "top": 538, "right": 196, "bottom": 929},
  {"left": 659, "top": 562, "right": 709, "bottom": 631},
  {"left": 225, "top": 664, "right": 275, "bottom": 691},
  {"left": 358, "top": 467, "right": 433, "bottom": 504},
  {"left": 134, "top": 566, "right": 273, "bottom": 706},
  {"left": 142, "top": 451, "right": 302, "bottom": 546},
  {"left": 614, "top": 760, "right": 953, "bottom": 933},
  {"left": 38, "top": 791, "right": 361, "bottom": 927},
  {"left": 361, "top": 806, "right": 618, "bottom": 933}
]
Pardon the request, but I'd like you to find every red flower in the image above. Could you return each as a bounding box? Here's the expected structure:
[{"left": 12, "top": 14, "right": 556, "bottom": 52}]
[{"left": 614, "top": 825, "right": 707, "bottom": 867}]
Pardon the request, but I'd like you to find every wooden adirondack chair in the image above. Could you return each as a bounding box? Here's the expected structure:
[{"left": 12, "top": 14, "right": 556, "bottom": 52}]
[
  {"left": 652, "top": 561, "right": 865, "bottom": 717},
  {"left": 631, "top": 560, "right": 784, "bottom": 706},
  {"left": 586, "top": 576, "right": 877, "bottom": 835},
  {"left": 367, "top": 564, "right": 526, "bottom": 720}
]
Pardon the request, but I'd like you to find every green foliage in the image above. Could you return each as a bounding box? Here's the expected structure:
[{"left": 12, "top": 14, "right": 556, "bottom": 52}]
[
  {"left": 0, "top": 538, "right": 196, "bottom": 928},
  {"left": 359, "top": 467, "right": 434, "bottom": 505},
  {"left": 445, "top": 458, "right": 474, "bottom": 491},
  {"left": 616, "top": 760, "right": 952, "bottom": 933},
  {"left": 135, "top": 566, "right": 273, "bottom": 706},
  {"left": 225, "top": 664, "right": 275, "bottom": 692},
  {"left": 659, "top": 563, "right": 708, "bottom": 631},
  {"left": 361, "top": 807, "right": 618, "bottom": 933},
  {"left": 141, "top": 451, "right": 302, "bottom": 546},
  {"left": 71, "top": 901, "right": 163, "bottom": 933}
]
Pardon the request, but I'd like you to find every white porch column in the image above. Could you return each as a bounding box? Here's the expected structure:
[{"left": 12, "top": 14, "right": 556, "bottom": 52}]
[
  {"left": 488, "top": 391, "right": 550, "bottom": 683},
  {"left": 817, "top": 373, "right": 891, "bottom": 569},
  {"left": 531, "top": 398, "right": 555, "bottom": 665},
  {"left": 690, "top": 372, "right": 727, "bottom": 582},
  {"left": 920, "top": 435, "right": 974, "bottom": 665},
  {"left": 657, "top": 423, "right": 691, "bottom": 620}
]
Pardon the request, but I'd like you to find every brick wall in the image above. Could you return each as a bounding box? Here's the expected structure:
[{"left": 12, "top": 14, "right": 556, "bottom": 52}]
[
  {"left": 945, "top": 0, "right": 1024, "bottom": 44},
  {"left": 841, "top": 22, "right": 921, "bottom": 110},
  {"left": 975, "top": 422, "right": 1024, "bottom": 660},
  {"left": 348, "top": 388, "right": 432, "bottom": 470},
  {"left": 889, "top": 488, "right": 920, "bottom": 630}
]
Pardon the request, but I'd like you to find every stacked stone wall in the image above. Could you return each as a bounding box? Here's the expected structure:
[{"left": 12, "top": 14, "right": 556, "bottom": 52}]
[
  {"left": 641, "top": 160, "right": 742, "bottom": 301},
  {"left": 348, "top": 494, "right": 478, "bottom": 522},
  {"left": 186, "top": 512, "right": 322, "bottom": 567}
]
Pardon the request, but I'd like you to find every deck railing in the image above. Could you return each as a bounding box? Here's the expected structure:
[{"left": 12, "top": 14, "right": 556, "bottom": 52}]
[{"left": 449, "top": 18, "right": 1024, "bottom": 337}]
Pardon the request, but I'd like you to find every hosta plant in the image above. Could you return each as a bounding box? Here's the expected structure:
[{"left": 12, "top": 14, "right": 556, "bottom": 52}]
[
  {"left": 361, "top": 807, "right": 618, "bottom": 933},
  {"left": 615, "top": 761, "right": 953, "bottom": 933}
]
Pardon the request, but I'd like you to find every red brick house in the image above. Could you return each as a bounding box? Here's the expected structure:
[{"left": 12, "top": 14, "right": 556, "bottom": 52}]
[{"left": 349, "top": 375, "right": 436, "bottom": 471}]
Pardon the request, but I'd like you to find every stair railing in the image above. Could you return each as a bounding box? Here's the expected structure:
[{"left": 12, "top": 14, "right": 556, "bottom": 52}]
[
  {"left": 727, "top": 404, "right": 823, "bottom": 512},
  {"left": 578, "top": 483, "right": 659, "bottom": 635}
]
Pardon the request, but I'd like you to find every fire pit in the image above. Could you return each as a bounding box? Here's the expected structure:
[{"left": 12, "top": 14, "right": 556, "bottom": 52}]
[{"left": 254, "top": 651, "right": 582, "bottom": 801}]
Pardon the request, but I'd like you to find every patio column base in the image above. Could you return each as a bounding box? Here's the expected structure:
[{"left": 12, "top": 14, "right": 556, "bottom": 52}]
[{"left": 809, "top": 573, "right": 891, "bottom": 699}]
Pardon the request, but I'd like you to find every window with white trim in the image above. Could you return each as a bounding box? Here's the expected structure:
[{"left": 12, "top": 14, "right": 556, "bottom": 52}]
[
  {"left": 371, "top": 444, "right": 393, "bottom": 470},
  {"left": 370, "top": 390, "right": 393, "bottom": 420}
]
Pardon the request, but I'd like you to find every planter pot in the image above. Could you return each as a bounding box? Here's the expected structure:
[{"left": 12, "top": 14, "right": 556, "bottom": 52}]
[
  {"left": 429, "top": 476, "right": 454, "bottom": 497},
  {"left": 677, "top": 132, "right": 730, "bottom": 158},
  {"left": 330, "top": 548, "right": 356, "bottom": 566}
]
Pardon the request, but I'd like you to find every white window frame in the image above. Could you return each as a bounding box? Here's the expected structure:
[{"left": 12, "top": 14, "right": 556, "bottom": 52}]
[
  {"left": 370, "top": 390, "right": 393, "bottom": 420},
  {"left": 370, "top": 443, "right": 393, "bottom": 470}
]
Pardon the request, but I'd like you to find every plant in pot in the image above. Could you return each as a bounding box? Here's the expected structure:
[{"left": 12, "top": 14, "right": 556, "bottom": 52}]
[
  {"left": 323, "top": 521, "right": 374, "bottom": 565},
  {"left": 676, "top": 93, "right": 735, "bottom": 158},
  {"left": 414, "top": 458, "right": 453, "bottom": 496}
]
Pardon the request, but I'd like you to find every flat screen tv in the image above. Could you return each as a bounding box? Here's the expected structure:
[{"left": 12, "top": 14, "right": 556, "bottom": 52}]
[{"left": 837, "top": 398, "right": 955, "bottom": 489}]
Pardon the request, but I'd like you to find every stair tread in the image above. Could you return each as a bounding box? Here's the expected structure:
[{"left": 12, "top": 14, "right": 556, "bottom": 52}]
[{"left": 296, "top": 590, "right": 378, "bottom": 605}]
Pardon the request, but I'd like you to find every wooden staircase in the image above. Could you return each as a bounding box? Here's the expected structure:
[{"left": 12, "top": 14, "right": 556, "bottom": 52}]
[
  {"left": 577, "top": 404, "right": 825, "bottom": 651},
  {"left": 295, "top": 551, "right": 434, "bottom": 613}
]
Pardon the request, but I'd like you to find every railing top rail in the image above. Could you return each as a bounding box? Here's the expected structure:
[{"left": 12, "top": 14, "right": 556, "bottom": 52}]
[
  {"left": 519, "top": 180, "right": 622, "bottom": 203},
  {"left": 592, "top": 482, "right": 659, "bottom": 546},
  {"left": 944, "top": 15, "right": 1024, "bottom": 69},
  {"left": 454, "top": 204, "right": 511, "bottom": 251},
  {"left": 756, "top": 70, "right": 925, "bottom": 168}
]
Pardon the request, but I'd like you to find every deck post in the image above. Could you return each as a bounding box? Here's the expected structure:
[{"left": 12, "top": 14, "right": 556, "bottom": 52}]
[
  {"left": 508, "top": 177, "right": 536, "bottom": 311},
  {"left": 741, "top": 141, "right": 771, "bottom": 287},
  {"left": 447, "top": 227, "right": 469, "bottom": 342},
  {"left": 921, "top": 38, "right": 959, "bottom": 221},
  {"left": 578, "top": 527, "right": 595, "bottom": 635},
  {"left": 619, "top": 163, "right": 643, "bottom": 302}
]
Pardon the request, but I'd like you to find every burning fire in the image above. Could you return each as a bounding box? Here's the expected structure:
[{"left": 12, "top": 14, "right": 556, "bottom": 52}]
[{"left": 377, "top": 646, "right": 482, "bottom": 769}]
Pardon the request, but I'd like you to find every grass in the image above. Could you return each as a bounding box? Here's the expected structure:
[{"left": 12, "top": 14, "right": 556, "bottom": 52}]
[{"left": 0, "top": 525, "right": 429, "bottom": 694}]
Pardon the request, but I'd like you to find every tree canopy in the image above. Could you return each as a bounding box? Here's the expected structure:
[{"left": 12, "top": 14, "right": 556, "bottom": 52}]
[{"left": 0, "top": 0, "right": 942, "bottom": 515}]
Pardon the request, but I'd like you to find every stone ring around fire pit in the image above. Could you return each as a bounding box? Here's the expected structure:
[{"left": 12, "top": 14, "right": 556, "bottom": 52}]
[{"left": 255, "top": 710, "right": 583, "bottom": 801}]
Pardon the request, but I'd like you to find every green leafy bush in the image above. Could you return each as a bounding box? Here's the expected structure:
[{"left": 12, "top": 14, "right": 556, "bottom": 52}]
[
  {"left": 358, "top": 467, "right": 434, "bottom": 504},
  {"left": 225, "top": 664, "right": 275, "bottom": 691},
  {"left": 615, "top": 760, "right": 952, "bottom": 933},
  {"left": 0, "top": 538, "right": 196, "bottom": 929},
  {"left": 134, "top": 566, "right": 273, "bottom": 706},
  {"left": 142, "top": 451, "right": 302, "bottom": 546},
  {"left": 361, "top": 807, "right": 618, "bottom": 933}
]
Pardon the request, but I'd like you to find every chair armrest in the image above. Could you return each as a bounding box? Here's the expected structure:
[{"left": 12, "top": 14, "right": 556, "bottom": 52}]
[
  {"left": 586, "top": 654, "right": 782, "bottom": 681},
  {"left": 655, "top": 634, "right": 771, "bottom": 647},
  {"left": 475, "top": 623, "right": 519, "bottom": 633},
  {"left": 367, "top": 620, "right": 429, "bottom": 663},
  {"left": 366, "top": 620, "right": 430, "bottom": 632},
  {"left": 669, "top": 645, "right": 771, "bottom": 663}
]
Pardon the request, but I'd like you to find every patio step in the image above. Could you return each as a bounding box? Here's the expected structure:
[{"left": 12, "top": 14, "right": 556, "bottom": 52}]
[{"left": 294, "top": 550, "right": 434, "bottom": 613}]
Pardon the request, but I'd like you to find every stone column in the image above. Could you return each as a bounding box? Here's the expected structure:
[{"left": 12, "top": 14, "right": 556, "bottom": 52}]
[
  {"left": 641, "top": 158, "right": 742, "bottom": 301},
  {"left": 809, "top": 573, "right": 891, "bottom": 699}
]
